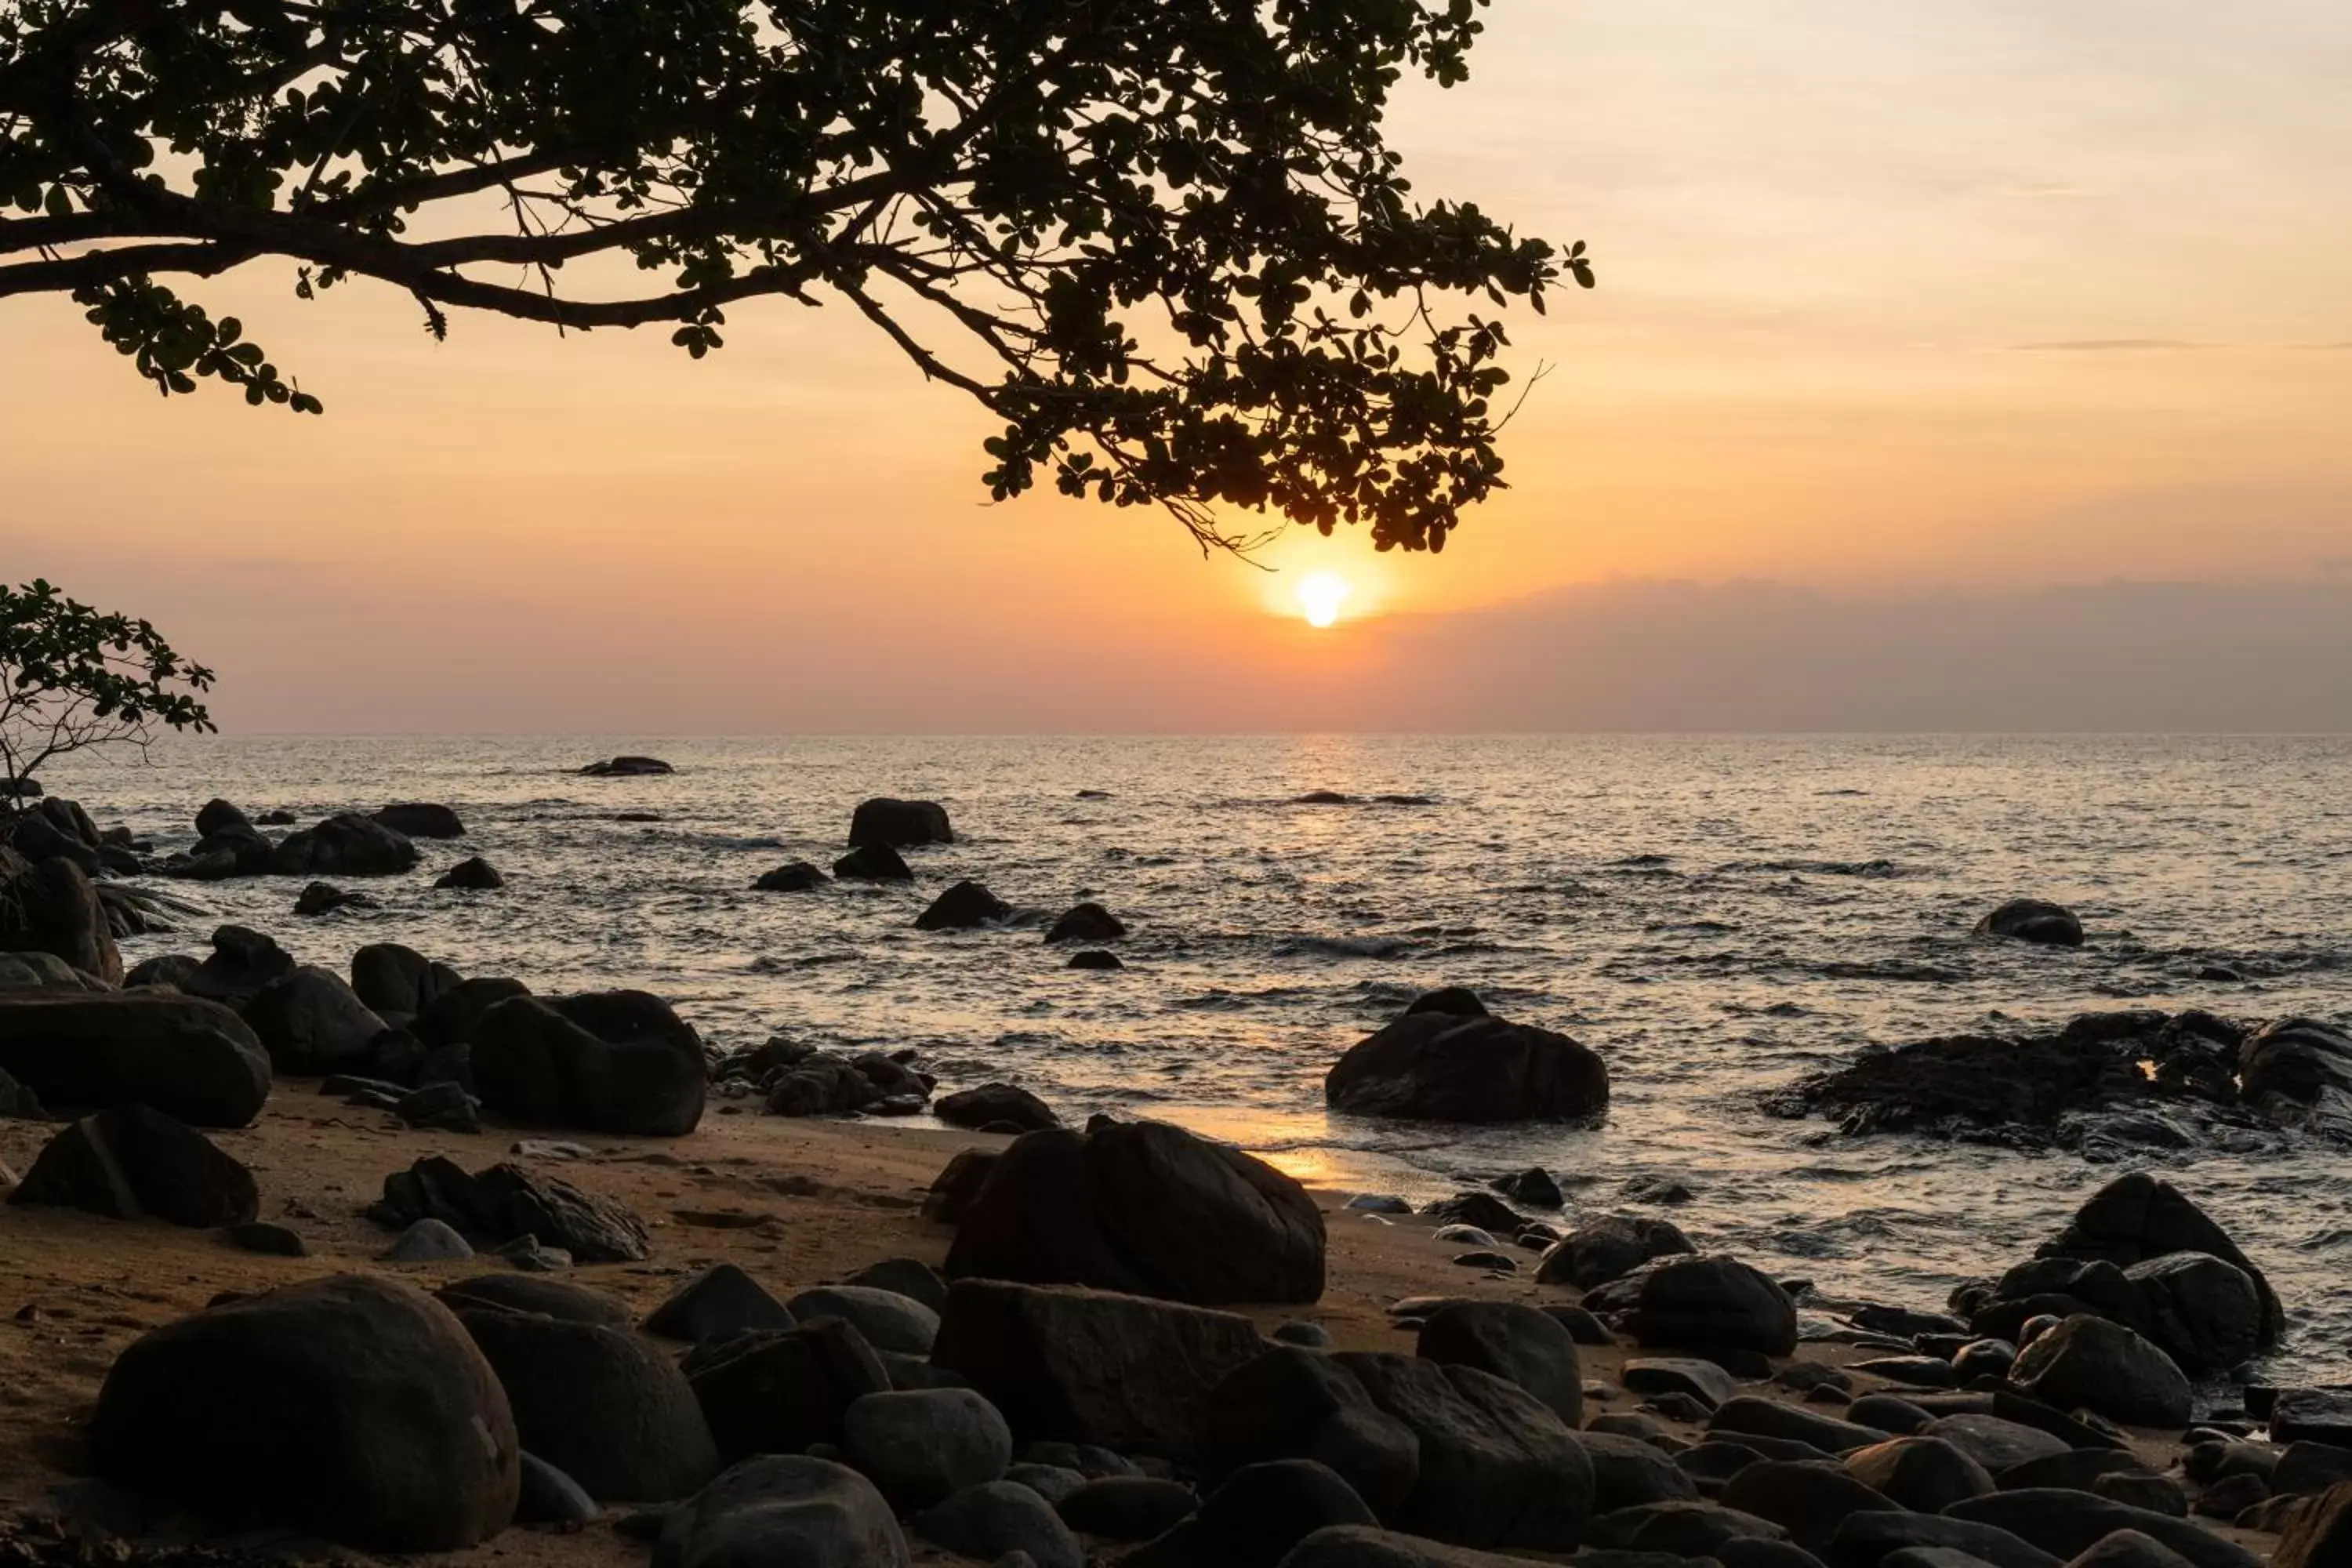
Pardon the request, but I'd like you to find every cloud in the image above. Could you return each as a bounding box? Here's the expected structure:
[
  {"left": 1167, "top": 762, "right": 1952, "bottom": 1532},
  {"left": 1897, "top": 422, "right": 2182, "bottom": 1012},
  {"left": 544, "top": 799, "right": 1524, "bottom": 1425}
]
[{"left": 2011, "top": 339, "right": 2204, "bottom": 352}]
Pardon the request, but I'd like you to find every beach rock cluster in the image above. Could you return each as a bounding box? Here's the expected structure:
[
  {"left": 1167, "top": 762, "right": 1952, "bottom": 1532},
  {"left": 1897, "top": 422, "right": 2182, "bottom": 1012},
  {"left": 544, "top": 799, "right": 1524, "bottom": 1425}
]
[{"left": 1768, "top": 1007, "right": 2352, "bottom": 1151}]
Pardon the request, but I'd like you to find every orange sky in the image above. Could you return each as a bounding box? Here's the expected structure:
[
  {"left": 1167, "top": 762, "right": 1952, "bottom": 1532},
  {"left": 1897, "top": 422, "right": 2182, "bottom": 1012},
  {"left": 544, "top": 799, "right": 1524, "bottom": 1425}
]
[{"left": 3, "top": 1, "right": 2348, "bottom": 730}]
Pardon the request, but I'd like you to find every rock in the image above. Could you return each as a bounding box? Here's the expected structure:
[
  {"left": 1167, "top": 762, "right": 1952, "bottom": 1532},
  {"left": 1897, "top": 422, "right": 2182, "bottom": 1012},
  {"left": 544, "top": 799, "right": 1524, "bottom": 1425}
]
[
  {"left": 293, "top": 881, "right": 377, "bottom": 916},
  {"left": 913, "top": 1481, "right": 1082, "bottom": 1568},
  {"left": 1945, "top": 1493, "right": 2259, "bottom": 1568},
  {"left": 456, "top": 1305, "right": 720, "bottom": 1502},
  {"left": 0, "top": 989, "right": 271, "bottom": 1127},
  {"left": 2037, "top": 1174, "right": 2282, "bottom": 1345},
  {"left": 1853, "top": 1357, "right": 1956, "bottom": 1389},
  {"left": 0, "top": 846, "right": 120, "bottom": 982},
  {"left": 1200, "top": 1345, "right": 1422, "bottom": 1519},
  {"left": 1824, "top": 1512, "right": 2061, "bottom": 1568},
  {"left": 2006, "top": 1316, "right": 2190, "bottom": 1428},
  {"left": 1974, "top": 901, "right": 2084, "bottom": 947},
  {"left": 647, "top": 1264, "right": 799, "bottom": 1342},
  {"left": 833, "top": 842, "right": 913, "bottom": 881},
  {"left": 436, "top": 855, "right": 506, "bottom": 890},
  {"left": 1582, "top": 1430, "right": 1702, "bottom": 1510},
  {"left": 1423, "top": 1192, "right": 1526, "bottom": 1232},
  {"left": 1925, "top": 1415, "right": 2071, "bottom": 1473},
  {"left": 1279, "top": 1525, "right": 1606, "bottom": 1566},
  {"left": 2275, "top": 1444, "right": 2352, "bottom": 1498},
  {"left": 1069, "top": 949, "right": 1124, "bottom": 971},
  {"left": 351, "top": 941, "right": 465, "bottom": 1021},
  {"left": 2119, "top": 1253, "right": 2263, "bottom": 1374},
  {"left": 471, "top": 990, "right": 706, "bottom": 1136},
  {"left": 1539, "top": 1215, "right": 1698, "bottom": 1290},
  {"left": 1055, "top": 1475, "right": 1197, "bottom": 1539},
  {"left": 1626, "top": 1258, "right": 1799, "bottom": 1356},
  {"left": 931, "top": 1279, "right": 1266, "bottom": 1466},
  {"left": 1720, "top": 1460, "right": 1904, "bottom": 1552},
  {"left": 1952, "top": 1340, "right": 2019, "bottom": 1383},
  {"left": 944, "top": 1120, "right": 1324, "bottom": 1306},
  {"left": 1045, "top": 903, "right": 1126, "bottom": 944},
  {"left": 766, "top": 1051, "right": 886, "bottom": 1116},
  {"left": 754, "top": 862, "right": 829, "bottom": 891},
  {"left": 851, "top": 798, "right": 954, "bottom": 849},
  {"left": 1998, "top": 1451, "right": 2158, "bottom": 1494},
  {"left": 1710, "top": 1398, "right": 1887, "bottom": 1455},
  {"left": 1325, "top": 1007, "right": 1610, "bottom": 1123},
  {"left": 9, "top": 1104, "right": 258, "bottom": 1227},
  {"left": 917, "top": 880, "right": 1011, "bottom": 931},
  {"left": 787, "top": 1286, "right": 939, "bottom": 1356},
  {"left": 1845, "top": 1437, "right": 1994, "bottom": 1512},
  {"left": 1585, "top": 1499, "right": 1789, "bottom": 1553},
  {"left": 179, "top": 925, "right": 294, "bottom": 1009},
  {"left": 580, "top": 756, "right": 673, "bottom": 775},
  {"left": 385, "top": 1217, "right": 477, "bottom": 1261},
  {"left": 244, "top": 964, "right": 388, "bottom": 1076},
  {"left": 91, "top": 1274, "right": 520, "bottom": 1549},
  {"left": 1010, "top": 1463, "right": 1091, "bottom": 1506},
  {"left": 843, "top": 1387, "right": 1014, "bottom": 1506},
  {"left": 223, "top": 1219, "right": 307, "bottom": 1256},
  {"left": 271, "top": 811, "right": 419, "bottom": 877},
  {"left": 1334, "top": 1351, "right": 1595, "bottom": 1551},
  {"left": 937, "top": 1082, "right": 1060, "bottom": 1133},
  {"left": 2241, "top": 1017, "right": 2352, "bottom": 1113},
  {"left": 1415, "top": 1301, "right": 1583, "bottom": 1427},
  {"left": 517, "top": 1450, "right": 598, "bottom": 1526},
  {"left": 845, "top": 1258, "right": 950, "bottom": 1312},
  {"left": 395, "top": 1079, "right": 481, "bottom": 1132},
  {"left": 1623, "top": 1357, "right": 1741, "bottom": 1410},
  {"left": 688, "top": 1319, "right": 893, "bottom": 1460},
  {"left": 924, "top": 1148, "right": 1001, "bottom": 1222},
  {"left": 2063, "top": 1531, "right": 2200, "bottom": 1568},
  {"left": 374, "top": 803, "right": 466, "bottom": 839},
  {"left": 2106, "top": 1473, "right": 2193, "bottom": 1515},
  {"left": 2275, "top": 1481, "right": 2352, "bottom": 1568},
  {"left": 2274, "top": 1391, "right": 2352, "bottom": 1447},
  {"left": 655, "top": 1454, "right": 909, "bottom": 1568},
  {"left": 1125, "top": 1460, "right": 1374, "bottom": 1568},
  {"left": 440, "top": 1272, "right": 635, "bottom": 1326},
  {"left": 1490, "top": 1167, "right": 1563, "bottom": 1208},
  {"left": 194, "top": 799, "right": 250, "bottom": 838},
  {"left": 373, "top": 1156, "right": 652, "bottom": 1261}
]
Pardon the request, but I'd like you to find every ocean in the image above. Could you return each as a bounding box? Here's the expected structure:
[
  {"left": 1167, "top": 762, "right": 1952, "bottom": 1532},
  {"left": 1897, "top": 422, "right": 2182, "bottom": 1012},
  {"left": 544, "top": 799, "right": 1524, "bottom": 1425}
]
[{"left": 38, "top": 733, "right": 2352, "bottom": 1380}]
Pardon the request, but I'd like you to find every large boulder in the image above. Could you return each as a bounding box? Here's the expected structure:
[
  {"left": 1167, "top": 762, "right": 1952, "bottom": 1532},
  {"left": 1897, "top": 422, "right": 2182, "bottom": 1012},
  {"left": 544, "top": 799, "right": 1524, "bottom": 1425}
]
[
  {"left": 1045, "top": 903, "right": 1127, "bottom": 945},
  {"left": 931, "top": 1279, "right": 1266, "bottom": 1465},
  {"left": 471, "top": 990, "right": 706, "bottom": 1136},
  {"left": 1279, "top": 1526, "right": 1595, "bottom": 1566},
  {"left": 2006, "top": 1316, "right": 2191, "bottom": 1428},
  {"left": 1414, "top": 1301, "right": 1583, "bottom": 1428},
  {"left": 1536, "top": 1214, "right": 1696, "bottom": 1290},
  {"left": 0, "top": 990, "right": 270, "bottom": 1126},
  {"left": 183, "top": 924, "right": 297, "bottom": 1007},
  {"left": 244, "top": 965, "right": 388, "bottom": 1075},
  {"left": 1200, "top": 1346, "right": 1422, "bottom": 1519},
  {"left": 2123, "top": 1251, "right": 2263, "bottom": 1374},
  {"left": 0, "top": 845, "right": 120, "bottom": 983},
  {"left": 456, "top": 1305, "right": 720, "bottom": 1502},
  {"left": 373, "top": 802, "right": 466, "bottom": 839},
  {"left": 2036, "top": 1174, "right": 2282, "bottom": 1345},
  {"left": 688, "top": 1319, "right": 894, "bottom": 1461},
  {"left": 91, "top": 1275, "right": 519, "bottom": 1550},
  {"left": 9, "top": 1104, "right": 258, "bottom": 1226},
  {"left": 2241, "top": 1018, "right": 2352, "bottom": 1111},
  {"left": 351, "top": 942, "right": 464, "bottom": 1022},
  {"left": 1332, "top": 1352, "right": 1595, "bottom": 1552},
  {"left": 944, "top": 1120, "right": 1324, "bottom": 1305},
  {"left": 372, "top": 1156, "right": 652, "bottom": 1261},
  {"left": 833, "top": 843, "right": 913, "bottom": 881},
  {"left": 1974, "top": 900, "right": 2085, "bottom": 946},
  {"left": 1123, "top": 1459, "right": 1372, "bottom": 1568},
  {"left": 652, "top": 1455, "right": 909, "bottom": 1568},
  {"left": 1623, "top": 1256, "right": 1799, "bottom": 1356},
  {"left": 916, "top": 880, "right": 1011, "bottom": 931},
  {"left": 1945, "top": 1491, "right": 2259, "bottom": 1568},
  {"left": 843, "top": 1387, "right": 1014, "bottom": 1507},
  {"left": 1325, "top": 1008, "right": 1608, "bottom": 1123},
  {"left": 850, "top": 798, "right": 954, "bottom": 849},
  {"left": 1719, "top": 1459, "right": 1903, "bottom": 1552},
  {"left": 581, "top": 755, "right": 673, "bottom": 775},
  {"left": 935, "top": 1082, "right": 1060, "bottom": 1133},
  {"left": 270, "top": 811, "right": 419, "bottom": 877}
]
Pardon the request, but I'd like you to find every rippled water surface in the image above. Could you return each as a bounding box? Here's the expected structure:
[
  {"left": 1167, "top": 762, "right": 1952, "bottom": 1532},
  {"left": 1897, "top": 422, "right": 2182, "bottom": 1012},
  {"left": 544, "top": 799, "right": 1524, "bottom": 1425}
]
[{"left": 44, "top": 734, "right": 2352, "bottom": 1378}]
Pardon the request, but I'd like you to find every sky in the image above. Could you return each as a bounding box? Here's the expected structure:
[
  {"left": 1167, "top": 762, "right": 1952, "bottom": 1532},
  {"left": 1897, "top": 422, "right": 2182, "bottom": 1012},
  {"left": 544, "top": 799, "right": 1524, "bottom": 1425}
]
[{"left": 3, "top": 0, "right": 2349, "bottom": 731}]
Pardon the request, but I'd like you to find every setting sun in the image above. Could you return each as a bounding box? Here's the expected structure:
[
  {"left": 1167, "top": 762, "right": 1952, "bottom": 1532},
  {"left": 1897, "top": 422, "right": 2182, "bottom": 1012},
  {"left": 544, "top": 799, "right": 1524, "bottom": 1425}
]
[{"left": 1295, "top": 571, "right": 1353, "bottom": 628}]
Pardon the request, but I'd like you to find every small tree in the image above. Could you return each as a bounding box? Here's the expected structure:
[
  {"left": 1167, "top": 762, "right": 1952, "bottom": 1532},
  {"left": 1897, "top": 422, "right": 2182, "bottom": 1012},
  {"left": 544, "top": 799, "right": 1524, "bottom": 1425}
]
[
  {"left": 0, "top": 579, "right": 215, "bottom": 800},
  {"left": 0, "top": 0, "right": 1589, "bottom": 554}
]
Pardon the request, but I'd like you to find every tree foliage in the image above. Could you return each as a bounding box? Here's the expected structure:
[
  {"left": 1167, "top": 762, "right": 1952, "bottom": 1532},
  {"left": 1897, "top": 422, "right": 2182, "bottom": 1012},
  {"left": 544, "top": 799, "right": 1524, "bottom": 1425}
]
[
  {"left": 0, "top": 579, "right": 215, "bottom": 793},
  {"left": 0, "top": 0, "right": 1588, "bottom": 552}
]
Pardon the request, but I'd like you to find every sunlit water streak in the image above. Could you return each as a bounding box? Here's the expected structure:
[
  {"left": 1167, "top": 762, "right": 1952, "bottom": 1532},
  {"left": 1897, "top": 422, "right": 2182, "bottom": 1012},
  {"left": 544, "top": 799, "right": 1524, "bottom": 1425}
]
[{"left": 42, "top": 734, "right": 2352, "bottom": 1379}]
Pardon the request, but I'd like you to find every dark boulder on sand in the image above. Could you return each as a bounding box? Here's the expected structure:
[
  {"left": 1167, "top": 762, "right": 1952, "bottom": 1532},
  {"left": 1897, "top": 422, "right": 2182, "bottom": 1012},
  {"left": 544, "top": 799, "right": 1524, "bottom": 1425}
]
[
  {"left": 1415, "top": 1300, "right": 1584, "bottom": 1428},
  {"left": 1974, "top": 899, "right": 2085, "bottom": 947},
  {"left": 472, "top": 990, "right": 706, "bottom": 1136},
  {"left": 372, "top": 1155, "right": 652, "bottom": 1261},
  {"left": 270, "top": 811, "right": 419, "bottom": 877},
  {"left": 1620, "top": 1255, "right": 1798, "bottom": 1356},
  {"left": 1326, "top": 1005, "right": 1608, "bottom": 1123},
  {"left": 688, "top": 1318, "right": 894, "bottom": 1460},
  {"left": 916, "top": 880, "right": 1011, "bottom": 931},
  {"left": 580, "top": 756, "right": 673, "bottom": 775},
  {"left": 851, "top": 797, "right": 954, "bottom": 848},
  {"left": 1537, "top": 1214, "right": 1697, "bottom": 1290},
  {"left": 91, "top": 1274, "right": 521, "bottom": 1550},
  {"left": 372, "top": 802, "right": 466, "bottom": 839},
  {"left": 659, "top": 1455, "right": 909, "bottom": 1568},
  {"left": 834, "top": 841, "right": 914, "bottom": 881},
  {"left": 0, "top": 845, "right": 120, "bottom": 984},
  {"left": 931, "top": 1278, "right": 1266, "bottom": 1465},
  {"left": 9, "top": 1103, "right": 259, "bottom": 1226},
  {"left": 243, "top": 964, "right": 387, "bottom": 1075},
  {"left": 0, "top": 990, "right": 271, "bottom": 1127},
  {"left": 945, "top": 1119, "right": 1324, "bottom": 1305},
  {"left": 1200, "top": 1345, "right": 1421, "bottom": 1518},
  {"left": 2005, "top": 1315, "right": 2192, "bottom": 1428}
]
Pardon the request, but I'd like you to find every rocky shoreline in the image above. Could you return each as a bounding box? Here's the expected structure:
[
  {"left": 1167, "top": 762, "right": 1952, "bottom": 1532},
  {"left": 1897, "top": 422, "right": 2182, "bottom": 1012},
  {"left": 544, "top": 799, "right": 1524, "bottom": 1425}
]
[{"left": 3, "top": 792, "right": 2352, "bottom": 1565}]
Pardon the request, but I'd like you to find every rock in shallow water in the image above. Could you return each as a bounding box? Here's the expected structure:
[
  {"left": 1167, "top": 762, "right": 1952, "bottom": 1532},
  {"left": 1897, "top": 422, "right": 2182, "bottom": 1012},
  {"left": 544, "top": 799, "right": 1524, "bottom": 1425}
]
[
  {"left": 1974, "top": 898, "right": 2085, "bottom": 946},
  {"left": 1325, "top": 1004, "right": 1609, "bottom": 1123}
]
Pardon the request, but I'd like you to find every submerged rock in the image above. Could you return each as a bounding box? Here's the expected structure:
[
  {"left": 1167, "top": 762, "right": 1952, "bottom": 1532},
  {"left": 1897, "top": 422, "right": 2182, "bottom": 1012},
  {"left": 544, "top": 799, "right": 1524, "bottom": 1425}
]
[
  {"left": 434, "top": 855, "right": 505, "bottom": 891},
  {"left": 1326, "top": 1004, "right": 1609, "bottom": 1123},
  {"left": 373, "top": 802, "right": 466, "bottom": 839},
  {"left": 916, "top": 880, "right": 1011, "bottom": 931},
  {"left": 1975, "top": 899, "right": 2085, "bottom": 947},
  {"left": 754, "top": 861, "right": 829, "bottom": 891},
  {"left": 834, "top": 841, "right": 914, "bottom": 881},
  {"left": 579, "top": 756, "right": 673, "bottom": 775}
]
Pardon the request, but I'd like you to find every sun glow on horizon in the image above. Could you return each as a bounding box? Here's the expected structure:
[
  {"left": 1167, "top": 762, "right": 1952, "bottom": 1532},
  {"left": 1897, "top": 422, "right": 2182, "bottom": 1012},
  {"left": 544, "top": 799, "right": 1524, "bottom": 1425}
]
[{"left": 1294, "top": 571, "right": 1353, "bottom": 628}]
